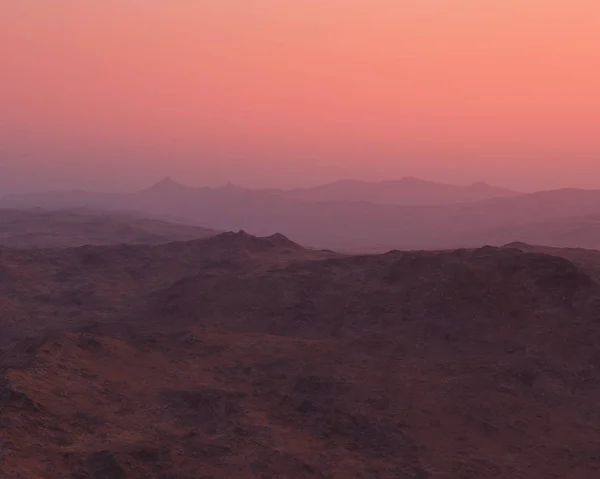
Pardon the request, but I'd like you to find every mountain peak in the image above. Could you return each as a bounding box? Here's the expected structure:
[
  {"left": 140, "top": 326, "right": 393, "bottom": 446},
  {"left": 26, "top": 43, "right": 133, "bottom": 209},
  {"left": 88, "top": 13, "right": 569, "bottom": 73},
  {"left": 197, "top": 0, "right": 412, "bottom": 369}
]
[
  {"left": 208, "top": 230, "right": 302, "bottom": 252},
  {"left": 266, "top": 232, "right": 300, "bottom": 248},
  {"left": 502, "top": 241, "right": 533, "bottom": 250},
  {"left": 143, "top": 177, "right": 191, "bottom": 194}
]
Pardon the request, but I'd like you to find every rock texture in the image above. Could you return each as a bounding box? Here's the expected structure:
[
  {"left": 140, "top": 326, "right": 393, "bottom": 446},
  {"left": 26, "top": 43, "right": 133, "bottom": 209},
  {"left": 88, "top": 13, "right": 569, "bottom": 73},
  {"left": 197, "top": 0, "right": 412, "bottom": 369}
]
[{"left": 1, "top": 233, "right": 600, "bottom": 478}]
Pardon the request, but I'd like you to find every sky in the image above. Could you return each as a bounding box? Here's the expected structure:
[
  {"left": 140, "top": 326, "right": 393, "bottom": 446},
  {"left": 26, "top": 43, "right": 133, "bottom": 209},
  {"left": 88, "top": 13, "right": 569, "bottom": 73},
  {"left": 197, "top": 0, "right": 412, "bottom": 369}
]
[{"left": 1, "top": 0, "right": 600, "bottom": 193}]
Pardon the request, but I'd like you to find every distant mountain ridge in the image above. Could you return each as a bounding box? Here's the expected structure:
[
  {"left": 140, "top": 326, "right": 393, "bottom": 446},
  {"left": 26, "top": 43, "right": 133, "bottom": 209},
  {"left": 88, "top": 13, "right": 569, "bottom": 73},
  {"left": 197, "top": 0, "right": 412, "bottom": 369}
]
[
  {"left": 5, "top": 178, "right": 600, "bottom": 251},
  {"left": 272, "top": 176, "right": 520, "bottom": 205},
  {"left": 1, "top": 176, "right": 520, "bottom": 209}
]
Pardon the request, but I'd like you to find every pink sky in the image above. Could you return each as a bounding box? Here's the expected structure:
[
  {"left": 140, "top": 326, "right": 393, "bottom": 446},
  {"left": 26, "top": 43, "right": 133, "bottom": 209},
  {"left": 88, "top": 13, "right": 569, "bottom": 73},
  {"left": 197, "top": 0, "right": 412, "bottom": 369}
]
[{"left": 1, "top": 0, "right": 600, "bottom": 192}]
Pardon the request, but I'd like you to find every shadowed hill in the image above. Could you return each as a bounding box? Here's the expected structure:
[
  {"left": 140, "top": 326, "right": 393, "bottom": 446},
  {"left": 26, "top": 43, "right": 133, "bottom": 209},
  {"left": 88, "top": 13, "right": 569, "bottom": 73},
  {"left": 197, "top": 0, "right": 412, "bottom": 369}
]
[
  {"left": 1, "top": 233, "right": 600, "bottom": 478},
  {"left": 0, "top": 231, "right": 334, "bottom": 348},
  {"left": 0, "top": 208, "right": 219, "bottom": 248},
  {"left": 459, "top": 214, "right": 600, "bottom": 251},
  {"left": 153, "top": 245, "right": 598, "bottom": 338}
]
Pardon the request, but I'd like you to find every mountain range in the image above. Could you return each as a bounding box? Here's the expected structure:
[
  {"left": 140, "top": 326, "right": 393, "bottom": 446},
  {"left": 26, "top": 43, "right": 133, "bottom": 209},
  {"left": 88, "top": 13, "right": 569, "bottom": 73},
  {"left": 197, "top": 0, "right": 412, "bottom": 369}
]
[
  {"left": 3, "top": 178, "right": 600, "bottom": 252},
  {"left": 265, "top": 177, "right": 520, "bottom": 205}
]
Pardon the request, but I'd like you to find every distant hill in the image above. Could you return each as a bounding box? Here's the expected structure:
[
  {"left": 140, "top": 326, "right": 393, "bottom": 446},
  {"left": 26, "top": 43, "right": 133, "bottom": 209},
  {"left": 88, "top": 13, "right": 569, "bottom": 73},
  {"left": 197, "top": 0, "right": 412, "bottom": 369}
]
[
  {"left": 5, "top": 180, "right": 600, "bottom": 252},
  {"left": 459, "top": 214, "right": 600, "bottom": 251},
  {"left": 0, "top": 208, "right": 219, "bottom": 248},
  {"left": 273, "top": 177, "right": 521, "bottom": 205}
]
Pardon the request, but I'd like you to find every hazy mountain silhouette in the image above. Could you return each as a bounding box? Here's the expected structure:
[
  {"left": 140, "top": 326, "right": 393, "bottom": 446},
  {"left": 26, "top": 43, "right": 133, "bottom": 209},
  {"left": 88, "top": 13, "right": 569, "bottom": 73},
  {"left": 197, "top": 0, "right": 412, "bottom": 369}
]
[
  {"left": 141, "top": 176, "right": 198, "bottom": 195},
  {"left": 273, "top": 177, "right": 520, "bottom": 205},
  {"left": 459, "top": 214, "right": 600, "bottom": 251},
  {"left": 5, "top": 179, "right": 600, "bottom": 251},
  {"left": 1, "top": 176, "right": 517, "bottom": 210},
  {"left": 2, "top": 233, "right": 600, "bottom": 478}
]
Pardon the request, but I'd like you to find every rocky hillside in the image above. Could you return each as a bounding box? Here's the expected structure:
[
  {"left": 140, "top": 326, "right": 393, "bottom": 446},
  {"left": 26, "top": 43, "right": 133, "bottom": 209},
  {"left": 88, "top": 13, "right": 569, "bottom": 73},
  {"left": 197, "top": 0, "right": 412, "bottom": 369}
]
[{"left": 1, "top": 234, "right": 600, "bottom": 478}]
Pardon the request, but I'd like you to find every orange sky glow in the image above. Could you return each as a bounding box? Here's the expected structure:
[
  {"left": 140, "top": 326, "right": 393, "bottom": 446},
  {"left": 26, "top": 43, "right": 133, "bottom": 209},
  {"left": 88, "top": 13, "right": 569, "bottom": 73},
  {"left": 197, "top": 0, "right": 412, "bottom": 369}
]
[{"left": 1, "top": 0, "right": 600, "bottom": 192}]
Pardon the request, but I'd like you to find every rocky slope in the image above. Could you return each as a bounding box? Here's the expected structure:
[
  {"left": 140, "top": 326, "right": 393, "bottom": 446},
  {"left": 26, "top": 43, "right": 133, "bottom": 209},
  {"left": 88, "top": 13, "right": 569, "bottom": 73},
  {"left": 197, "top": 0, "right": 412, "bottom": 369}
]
[{"left": 1, "top": 234, "right": 600, "bottom": 478}]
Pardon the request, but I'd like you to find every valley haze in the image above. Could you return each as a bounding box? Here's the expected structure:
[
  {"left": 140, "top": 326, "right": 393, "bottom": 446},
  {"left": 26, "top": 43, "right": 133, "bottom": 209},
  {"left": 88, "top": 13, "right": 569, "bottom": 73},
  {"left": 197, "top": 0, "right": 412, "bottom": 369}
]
[{"left": 4, "top": 177, "right": 600, "bottom": 252}]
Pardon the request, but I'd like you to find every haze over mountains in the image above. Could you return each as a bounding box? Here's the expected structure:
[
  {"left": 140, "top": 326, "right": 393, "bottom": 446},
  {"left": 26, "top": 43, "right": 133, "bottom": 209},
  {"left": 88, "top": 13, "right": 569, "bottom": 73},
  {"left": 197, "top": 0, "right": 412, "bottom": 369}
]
[
  {"left": 269, "top": 177, "right": 520, "bottom": 205},
  {"left": 4, "top": 177, "right": 600, "bottom": 252}
]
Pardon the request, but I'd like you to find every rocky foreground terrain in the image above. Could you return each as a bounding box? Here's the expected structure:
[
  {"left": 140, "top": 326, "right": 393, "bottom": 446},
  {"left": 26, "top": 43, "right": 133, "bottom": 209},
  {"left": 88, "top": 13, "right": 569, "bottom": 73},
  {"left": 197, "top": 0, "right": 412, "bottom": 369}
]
[{"left": 1, "top": 232, "right": 600, "bottom": 478}]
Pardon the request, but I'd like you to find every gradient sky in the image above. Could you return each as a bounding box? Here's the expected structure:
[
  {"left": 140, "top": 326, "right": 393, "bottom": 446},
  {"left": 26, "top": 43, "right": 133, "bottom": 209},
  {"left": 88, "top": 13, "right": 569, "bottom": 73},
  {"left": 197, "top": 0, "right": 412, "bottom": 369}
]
[{"left": 1, "top": 0, "right": 600, "bottom": 193}]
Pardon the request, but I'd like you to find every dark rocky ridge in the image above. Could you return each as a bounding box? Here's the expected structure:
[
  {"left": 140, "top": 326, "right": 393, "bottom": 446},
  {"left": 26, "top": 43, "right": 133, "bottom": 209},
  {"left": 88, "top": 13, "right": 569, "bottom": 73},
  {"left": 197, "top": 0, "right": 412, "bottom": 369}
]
[{"left": 1, "top": 232, "right": 600, "bottom": 478}]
